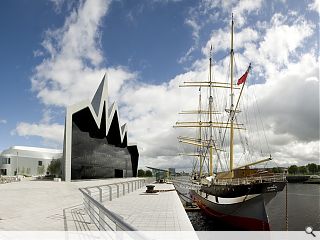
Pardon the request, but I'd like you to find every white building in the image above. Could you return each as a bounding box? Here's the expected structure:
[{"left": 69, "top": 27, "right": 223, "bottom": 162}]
[{"left": 0, "top": 146, "right": 62, "bottom": 176}]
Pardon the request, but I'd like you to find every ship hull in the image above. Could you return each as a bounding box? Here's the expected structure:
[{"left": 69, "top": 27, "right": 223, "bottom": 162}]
[{"left": 190, "top": 189, "right": 277, "bottom": 230}]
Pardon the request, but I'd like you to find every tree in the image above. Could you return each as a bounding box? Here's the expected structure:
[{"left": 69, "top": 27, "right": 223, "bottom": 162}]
[
  {"left": 288, "top": 165, "right": 298, "bottom": 175},
  {"left": 272, "top": 167, "right": 283, "bottom": 173},
  {"left": 298, "top": 166, "right": 307, "bottom": 175},
  {"left": 137, "top": 169, "right": 145, "bottom": 177},
  {"left": 145, "top": 170, "right": 153, "bottom": 177},
  {"left": 47, "top": 159, "right": 61, "bottom": 177},
  {"left": 307, "top": 163, "right": 318, "bottom": 174}
]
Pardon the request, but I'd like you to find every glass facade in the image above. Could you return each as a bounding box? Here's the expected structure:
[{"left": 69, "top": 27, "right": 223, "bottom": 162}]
[{"left": 71, "top": 121, "right": 133, "bottom": 180}]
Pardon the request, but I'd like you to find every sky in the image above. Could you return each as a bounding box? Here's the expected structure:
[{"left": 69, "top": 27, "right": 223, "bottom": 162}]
[{"left": 0, "top": 0, "right": 319, "bottom": 171}]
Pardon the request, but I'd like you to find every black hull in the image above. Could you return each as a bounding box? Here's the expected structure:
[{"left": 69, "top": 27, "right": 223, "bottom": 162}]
[
  {"left": 201, "top": 181, "right": 286, "bottom": 198},
  {"left": 190, "top": 189, "right": 278, "bottom": 230}
]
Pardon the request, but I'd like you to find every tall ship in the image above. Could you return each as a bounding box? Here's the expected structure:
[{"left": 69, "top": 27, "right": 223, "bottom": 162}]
[{"left": 174, "top": 15, "right": 286, "bottom": 230}]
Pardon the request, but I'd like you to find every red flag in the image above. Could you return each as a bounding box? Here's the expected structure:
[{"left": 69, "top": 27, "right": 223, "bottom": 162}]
[{"left": 237, "top": 63, "right": 251, "bottom": 85}]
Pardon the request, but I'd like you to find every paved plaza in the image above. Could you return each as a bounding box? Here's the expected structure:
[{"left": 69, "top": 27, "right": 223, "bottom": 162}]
[
  {"left": 0, "top": 178, "right": 137, "bottom": 231},
  {"left": 0, "top": 178, "right": 194, "bottom": 231},
  {"left": 101, "top": 183, "right": 194, "bottom": 231}
]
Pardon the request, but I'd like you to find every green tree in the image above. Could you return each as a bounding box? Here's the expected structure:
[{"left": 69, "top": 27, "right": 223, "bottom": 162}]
[
  {"left": 137, "top": 169, "right": 145, "bottom": 177},
  {"left": 272, "top": 167, "right": 283, "bottom": 173},
  {"left": 288, "top": 165, "right": 298, "bottom": 175},
  {"left": 298, "top": 166, "right": 307, "bottom": 175},
  {"left": 145, "top": 170, "right": 153, "bottom": 177},
  {"left": 47, "top": 159, "right": 61, "bottom": 177},
  {"left": 307, "top": 163, "right": 318, "bottom": 174}
]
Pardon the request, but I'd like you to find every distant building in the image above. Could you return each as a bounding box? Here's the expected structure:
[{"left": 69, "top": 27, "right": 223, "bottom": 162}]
[
  {"left": 168, "top": 168, "right": 176, "bottom": 177},
  {"left": 146, "top": 166, "right": 168, "bottom": 182},
  {"left": 0, "top": 146, "right": 62, "bottom": 176},
  {"left": 62, "top": 75, "right": 139, "bottom": 181}
]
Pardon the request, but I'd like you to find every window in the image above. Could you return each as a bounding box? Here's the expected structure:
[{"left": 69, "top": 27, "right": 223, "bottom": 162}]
[
  {"left": 8, "top": 158, "right": 10, "bottom": 164},
  {"left": 38, "top": 161, "right": 43, "bottom": 166}
]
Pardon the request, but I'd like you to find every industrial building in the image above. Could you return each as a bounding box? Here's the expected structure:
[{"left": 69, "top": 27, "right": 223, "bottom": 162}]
[{"left": 0, "top": 146, "right": 62, "bottom": 176}]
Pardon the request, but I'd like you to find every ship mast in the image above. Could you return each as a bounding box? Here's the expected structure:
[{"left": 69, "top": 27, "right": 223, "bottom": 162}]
[
  {"left": 198, "top": 87, "right": 203, "bottom": 178},
  {"left": 229, "top": 14, "right": 235, "bottom": 178},
  {"left": 209, "top": 46, "right": 214, "bottom": 176}
]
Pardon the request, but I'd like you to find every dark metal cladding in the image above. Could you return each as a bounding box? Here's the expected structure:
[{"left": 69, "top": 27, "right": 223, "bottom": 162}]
[{"left": 71, "top": 103, "right": 138, "bottom": 180}]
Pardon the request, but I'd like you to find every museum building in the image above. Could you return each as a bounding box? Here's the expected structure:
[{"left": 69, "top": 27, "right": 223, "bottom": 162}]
[{"left": 62, "top": 75, "right": 139, "bottom": 181}]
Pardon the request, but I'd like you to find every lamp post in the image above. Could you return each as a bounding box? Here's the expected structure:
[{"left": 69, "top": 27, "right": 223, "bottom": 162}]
[{"left": 16, "top": 151, "right": 19, "bottom": 176}]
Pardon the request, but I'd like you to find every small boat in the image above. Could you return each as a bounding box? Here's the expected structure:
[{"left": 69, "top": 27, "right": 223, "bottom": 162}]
[{"left": 174, "top": 14, "right": 286, "bottom": 230}]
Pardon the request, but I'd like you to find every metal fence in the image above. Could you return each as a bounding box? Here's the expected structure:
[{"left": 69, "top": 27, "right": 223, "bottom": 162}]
[
  {"left": 83, "top": 178, "right": 154, "bottom": 203},
  {"left": 172, "top": 173, "right": 286, "bottom": 187},
  {"left": 171, "top": 179, "right": 201, "bottom": 190},
  {"left": 79, "top": 178, "right": 153, "bottom": 233},
  {"left": 214, "top": 173, "right": 287, "bottom": 185}
]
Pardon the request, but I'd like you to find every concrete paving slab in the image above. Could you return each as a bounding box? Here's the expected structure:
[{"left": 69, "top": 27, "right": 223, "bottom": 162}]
[
  {"left": 101, "top": 183, "right": 194, "bottom": 231},
  {"left": 0, "top": 178, "right": 137, "bottom": 231}
]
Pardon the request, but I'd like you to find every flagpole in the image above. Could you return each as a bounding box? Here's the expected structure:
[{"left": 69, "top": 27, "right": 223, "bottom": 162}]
[{"left": 234, "top": 64, "right": 251, "bottom": 113}]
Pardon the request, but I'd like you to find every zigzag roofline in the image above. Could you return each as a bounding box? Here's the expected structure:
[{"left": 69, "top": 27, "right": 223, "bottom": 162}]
[{"left": 66, "top": 74, "right": 128, "bottom": 145}]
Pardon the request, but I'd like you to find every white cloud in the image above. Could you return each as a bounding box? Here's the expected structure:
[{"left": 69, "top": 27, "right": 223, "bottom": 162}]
[
  {"left": 203, "top": 27, "right": 259, "bottom": 54},
  {"left": 31, "top": 0, "right": 136, "bottom": 107},
  {"left": 18, "top": 0, "right": 137, "bottom": 146},
  {"left": 0, "top": 119, "right": 7, "bottom": 124},
  {"left": 232, "top": 0, "right": 263, "bottom": 27},
  {"left": 308, "top": 0, "right": 320, "bottom": 12},
  {"left": 259, "top": 18, "right": 314, "bottom": 66},
  {"left": 13, "top": 122, "right": 64, "bottom": 144}
]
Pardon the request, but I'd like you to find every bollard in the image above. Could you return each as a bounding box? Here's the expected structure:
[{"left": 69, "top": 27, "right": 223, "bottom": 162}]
[{"left": 146, "top": 185, "right": 156, "bottom": 193}]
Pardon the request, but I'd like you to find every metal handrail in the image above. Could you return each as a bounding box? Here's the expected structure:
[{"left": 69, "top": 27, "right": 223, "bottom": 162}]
[
  {"left": 79, "top": 178, "right": 151, "bottom": 238},
  {"left": 79, "top": 188, "right": 138, "bottom": 231},
  {"left": 214, "top": 173, "right": 286, "bottom": 185},
  {"left": 84, "top": 178, "right": 150, "bottom": 202},
  {"left": 172, "top": 174, "right": 286, "bottom": 187}
]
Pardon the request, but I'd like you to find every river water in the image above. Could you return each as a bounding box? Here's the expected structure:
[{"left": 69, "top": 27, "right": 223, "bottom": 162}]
[{"left": 179, "top": 183, "right": 320, "bottom": 231}]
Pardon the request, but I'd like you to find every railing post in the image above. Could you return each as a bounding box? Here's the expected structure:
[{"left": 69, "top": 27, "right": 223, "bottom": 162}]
[
  {"left": 98, "top": 187, "right": 103, "bottom": 203},
  {"left": 99, "top": 208, "right": 105, "bottom": 230},
  {"left": 117, "top": 184, "right": 120, "bottom": 198},
  {"left": 127, "top": 182, "right": 130, "bottom": 193},
  {"left": 86, "top": 189, "right": 92, "bottom": 224},
  {"left": 108, "top": 185, "right": 112, "bottom": 201}
]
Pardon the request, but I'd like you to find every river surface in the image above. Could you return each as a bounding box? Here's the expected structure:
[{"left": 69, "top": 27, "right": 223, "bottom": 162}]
[{"left": 177, "top": 182, "right": 320, "bottom": 231}]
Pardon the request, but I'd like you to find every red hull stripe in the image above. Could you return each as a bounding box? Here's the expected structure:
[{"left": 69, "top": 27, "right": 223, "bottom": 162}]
[{"left": 195, "top": 197, "right": 270, "bottom": 231}]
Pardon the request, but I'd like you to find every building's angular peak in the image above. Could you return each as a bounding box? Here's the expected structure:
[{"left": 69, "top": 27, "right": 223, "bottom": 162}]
[
  {"left": 66, "top": 74, "right": 129, "bottom": 146},
  {"left": 106, "top": 102, "right": 127, "bottom": 145},
  {"left": 63, "top": 74, "right": 139, "bottom": 181},
  {"left": 91, "top": 74, "right": 107, "bottom": 116}
]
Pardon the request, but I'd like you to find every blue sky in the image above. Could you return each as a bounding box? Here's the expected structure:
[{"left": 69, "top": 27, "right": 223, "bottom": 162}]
[{"left": 0, "top": 0, "right": 319, "bottom": 169}]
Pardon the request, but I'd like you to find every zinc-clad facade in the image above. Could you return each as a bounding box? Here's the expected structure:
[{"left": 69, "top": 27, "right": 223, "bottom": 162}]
[{"left": 62, "top": 75, "right": 139, "bottom": 181}]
